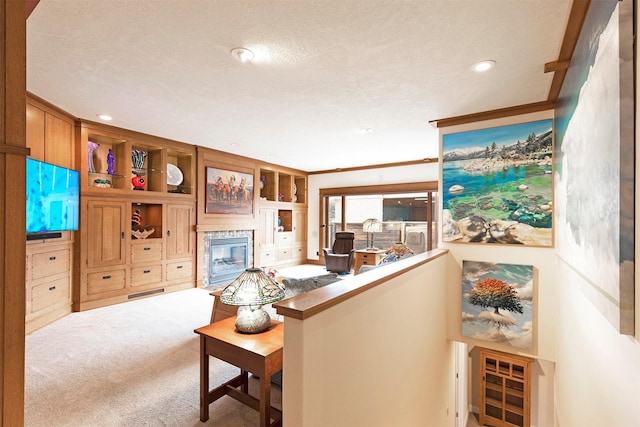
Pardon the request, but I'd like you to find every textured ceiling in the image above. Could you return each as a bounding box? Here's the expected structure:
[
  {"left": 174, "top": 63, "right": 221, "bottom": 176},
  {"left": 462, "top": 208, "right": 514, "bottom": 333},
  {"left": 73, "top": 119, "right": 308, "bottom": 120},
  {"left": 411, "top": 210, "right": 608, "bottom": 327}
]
[{"left": 27, "top": 0, "right": 572, "bottom": 172}]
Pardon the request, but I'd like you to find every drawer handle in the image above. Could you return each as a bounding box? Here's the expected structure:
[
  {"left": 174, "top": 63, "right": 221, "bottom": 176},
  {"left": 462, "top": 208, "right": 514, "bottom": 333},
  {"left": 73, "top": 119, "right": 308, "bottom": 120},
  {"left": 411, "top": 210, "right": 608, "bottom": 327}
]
[
  {"left": 102, "top": 275, "right": 112, "bottom": 279},
  {"left": 143, "top": 247, "right": 151, "bottom": 251},
  {"left": 176, "top": 265, "right": 183, "bottom": 269},
  {"left": 48, "top": 286, "right": 56, "bottom": 291},
  {"left": 143, "top": 270, "right": 151, "bottom": 273},
  {"left": 49, "top": 256, "right": 56, "bottom": 261}
]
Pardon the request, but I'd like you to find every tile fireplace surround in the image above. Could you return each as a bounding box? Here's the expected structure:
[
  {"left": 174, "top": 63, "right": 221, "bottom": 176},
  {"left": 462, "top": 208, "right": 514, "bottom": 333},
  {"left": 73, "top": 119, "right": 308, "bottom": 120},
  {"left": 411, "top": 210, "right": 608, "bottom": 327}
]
[{"left": 202, "top": 230, "right": 254, "bottom": 288}]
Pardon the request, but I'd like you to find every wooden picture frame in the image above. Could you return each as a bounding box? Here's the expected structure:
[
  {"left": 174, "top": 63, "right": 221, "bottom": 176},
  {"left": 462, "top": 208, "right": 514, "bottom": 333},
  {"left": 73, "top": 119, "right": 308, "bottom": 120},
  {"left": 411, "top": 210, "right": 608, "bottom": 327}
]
[{"left": 205, "top": 167, "right": 254, "bottom": 215}]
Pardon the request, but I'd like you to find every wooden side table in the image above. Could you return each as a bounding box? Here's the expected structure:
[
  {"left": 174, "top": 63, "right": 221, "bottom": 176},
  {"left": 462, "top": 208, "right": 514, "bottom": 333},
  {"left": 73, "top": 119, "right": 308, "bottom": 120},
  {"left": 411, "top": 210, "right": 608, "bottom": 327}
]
[
  {"left": 353, "top": 249, "right": 386, "bottom": 275},
  {"left": 195, "top": 316, "right": 283, "bottom": 426}
]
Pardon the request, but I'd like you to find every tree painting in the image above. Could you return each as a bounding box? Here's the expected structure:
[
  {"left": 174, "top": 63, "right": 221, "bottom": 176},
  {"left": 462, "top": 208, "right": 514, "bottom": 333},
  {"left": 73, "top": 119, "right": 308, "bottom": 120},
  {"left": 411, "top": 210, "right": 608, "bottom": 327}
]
[
  {"left": 461, "top": 261, "right": 533, "bottom": 349},
  {"left": 468, "top": 278, "right": 523, "bottom": 317}
]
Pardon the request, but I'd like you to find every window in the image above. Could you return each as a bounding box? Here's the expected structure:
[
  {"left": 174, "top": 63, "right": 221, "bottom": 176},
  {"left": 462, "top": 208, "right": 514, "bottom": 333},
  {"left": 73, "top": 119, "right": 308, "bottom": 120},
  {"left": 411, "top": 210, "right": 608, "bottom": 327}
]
[{"left": 320, "top": 182, "right": 438, "bottom": 257}]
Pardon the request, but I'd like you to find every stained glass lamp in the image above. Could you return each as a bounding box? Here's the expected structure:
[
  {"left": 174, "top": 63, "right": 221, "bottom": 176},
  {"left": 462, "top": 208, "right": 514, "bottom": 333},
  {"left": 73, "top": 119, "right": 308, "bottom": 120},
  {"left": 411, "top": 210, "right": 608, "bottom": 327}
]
[
  {"left": 220, "top": 268, "right": 286, "bottom": 333},
  {"left": 362, "top": 218, "right": 383, "bottom": 250}
]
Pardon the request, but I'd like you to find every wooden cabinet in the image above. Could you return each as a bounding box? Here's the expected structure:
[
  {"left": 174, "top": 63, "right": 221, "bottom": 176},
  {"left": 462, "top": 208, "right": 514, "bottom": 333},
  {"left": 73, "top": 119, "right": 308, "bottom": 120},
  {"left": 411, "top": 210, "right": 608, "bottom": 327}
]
[
  {"left": 166, "top": 204, "right": 195, "bottom": 260},
  {"left": 73, "top": 121, "right": 198, "bottom": 311},
  {"left": 75, "top": 121, "right": 195, "bottom": 197},
  {"left": 26, "top": 98, "right": 74, "bottom": 168},
  {"left": 25, "top": 98, "right": 76, "bottom": 332},
  {"left": 259, "top": 168, "right": 306, "bottom": 205},
  {"left": 354, "top": 250, "right": 386, "bottom": 275},
  {"left": 257, "top": 203, "right": 307, "bottom": 268},
  {"left": 480, "top": 348, "right": 533, "bottom": 427},
  {"left": 25, "top": 239, "right": 73, "bottom": 333},
  {"left": 76, "top": 198, "right": 196, "bottom": 310},
  {"left": 86, "top": 200, "right": 127, "bottom": 268}
]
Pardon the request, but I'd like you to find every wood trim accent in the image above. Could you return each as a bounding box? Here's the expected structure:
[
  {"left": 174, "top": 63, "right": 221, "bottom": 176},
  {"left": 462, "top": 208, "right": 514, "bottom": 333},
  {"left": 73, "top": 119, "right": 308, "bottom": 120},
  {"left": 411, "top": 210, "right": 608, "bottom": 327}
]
[
  {"left": 309, "top": 157, "right": 438, "bottom": 175},
  {"left": 319, "top": 181, "right": 438, "bottom": 197},
  {"left": 0, "top": 145, "right": 29, "bottom": 156},
  {"left": 429, "top": 101, "right": 555, "bottom": 129},
  {"left": 26, "top": 0, "right": 40, "bottom": 18},
  {"left": 547, "top": 0, "right": 591, "bottom": 102},
  {"left": 273, "top": 249, "right": 447, "bottom": 320},
  {"left": 1, "top": 1, "right": 27, "bottom": 425},
  {"left": 429, "top": 0, "right": 590, "bottom": 129},
  {"left": 544, "top": 60, "right": 571, "bottom": 73}
]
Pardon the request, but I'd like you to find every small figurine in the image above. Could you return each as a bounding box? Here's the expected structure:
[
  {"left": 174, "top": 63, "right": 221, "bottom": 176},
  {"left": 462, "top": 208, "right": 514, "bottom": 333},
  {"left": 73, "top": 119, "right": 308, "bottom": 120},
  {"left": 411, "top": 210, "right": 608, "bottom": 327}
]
[
  {"left": 131, "top": 209, "right": 141, "bottom": 227},
  {"left": 132, "top": 174, "right": 146, "bottom": 190},
  {"left": 107, "top": 148, "right": 115, "bottom": 175}
]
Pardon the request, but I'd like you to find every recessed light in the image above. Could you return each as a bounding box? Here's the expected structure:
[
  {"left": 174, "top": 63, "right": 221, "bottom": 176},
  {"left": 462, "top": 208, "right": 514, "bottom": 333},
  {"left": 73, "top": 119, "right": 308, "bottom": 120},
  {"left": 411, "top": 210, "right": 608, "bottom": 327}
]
[
  {"left": 229, "top": 142, "right": 239, "bottom": 148},
  {"left": 360, "top": 128, "right": 374, "bottom": 134},
  {"left": 472, "top": 60, "right": 496, "bottom": 73},
  {"left": 230, "top": 47, "right": 255, "bottom": 63},
  {"left": 97, "top": 114, "right": 112, "bottom": 121}
]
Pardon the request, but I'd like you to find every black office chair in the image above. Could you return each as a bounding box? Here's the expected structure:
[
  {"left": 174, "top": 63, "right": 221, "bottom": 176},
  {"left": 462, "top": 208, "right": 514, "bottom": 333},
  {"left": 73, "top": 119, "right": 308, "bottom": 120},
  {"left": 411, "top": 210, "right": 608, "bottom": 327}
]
[{"left": 323, "top": 231, "right": 355, "bottom": 274}]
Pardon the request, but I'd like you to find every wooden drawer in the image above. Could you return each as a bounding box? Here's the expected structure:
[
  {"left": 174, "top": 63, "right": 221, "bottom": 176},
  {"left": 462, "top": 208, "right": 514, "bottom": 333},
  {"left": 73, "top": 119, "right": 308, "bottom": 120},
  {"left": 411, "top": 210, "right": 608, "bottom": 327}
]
[
  {"left": 275, "top": 232, "right": 292, "bottom": 246},
  {"left": 292, "top": 244, "right": 305, "bottom": 261},
  {"left": 130, "top": 241, "right": 163, "bottom": 263},
  {"left": 87, "top": 269, "right": 126, "bottom": 295},
  {"left": 30, "top": 276, "right": 70, "bottom": 313},
  {"left": 259, "top": 248, "right": 276, "bottom": 267},
  {"left": 131, "top": 264, "right": 163, "bottom": 286},
  {"left": 166, "top": 260, "right": 193, "bottom": 281},
  {"left": 31, "top": 248, "right": 70, "bottom": 280},
  {"left": 277, "top": 247, "right": 292, "bottom": 263}
]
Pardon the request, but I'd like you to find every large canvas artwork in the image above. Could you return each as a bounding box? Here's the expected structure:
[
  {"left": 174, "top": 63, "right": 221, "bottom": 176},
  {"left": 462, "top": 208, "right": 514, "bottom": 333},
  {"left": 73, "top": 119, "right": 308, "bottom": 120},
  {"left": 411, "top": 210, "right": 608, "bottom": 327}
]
[
  {"left": 205, "top": 167, "right": 254, "bottom": 215},
  {"left": 442, "top": 119, "right": 553, "bottom": 246},
  {"left": 461, "top": 261, "right": 534, "bottom": 350},
  {"left": 554, "top": 0, "right": 634, "bottom": 335}
]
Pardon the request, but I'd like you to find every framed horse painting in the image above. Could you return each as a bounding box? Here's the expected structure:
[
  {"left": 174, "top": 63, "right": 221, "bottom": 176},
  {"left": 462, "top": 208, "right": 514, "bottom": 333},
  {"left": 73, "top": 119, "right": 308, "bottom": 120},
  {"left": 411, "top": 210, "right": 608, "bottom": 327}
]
[{"left": 205, "top": 167, "right": 254, "bottom": 215}]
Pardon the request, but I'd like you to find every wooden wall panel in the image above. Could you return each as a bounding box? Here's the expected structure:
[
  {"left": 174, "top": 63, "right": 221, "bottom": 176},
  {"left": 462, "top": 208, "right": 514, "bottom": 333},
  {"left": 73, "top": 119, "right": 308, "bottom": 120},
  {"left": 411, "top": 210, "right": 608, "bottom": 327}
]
[{"left": 0, "top": 1, "right": 27, "bottom": 425}]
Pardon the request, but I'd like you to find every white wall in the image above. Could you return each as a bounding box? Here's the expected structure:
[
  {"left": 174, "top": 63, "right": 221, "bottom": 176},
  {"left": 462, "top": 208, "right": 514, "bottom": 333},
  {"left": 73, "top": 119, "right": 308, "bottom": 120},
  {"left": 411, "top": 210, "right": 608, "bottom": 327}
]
[
  {"left": 551, "top": 3, "right": 640, "bottom": 426},
  {"left": 307, "top": 163, "right": 439, "bottom": 259},
  {"left": 282, "top": 253, "right": 455, "bottom": 427},
  {"left": 440, "top": 110, "right": 557, "bottom": 427}
]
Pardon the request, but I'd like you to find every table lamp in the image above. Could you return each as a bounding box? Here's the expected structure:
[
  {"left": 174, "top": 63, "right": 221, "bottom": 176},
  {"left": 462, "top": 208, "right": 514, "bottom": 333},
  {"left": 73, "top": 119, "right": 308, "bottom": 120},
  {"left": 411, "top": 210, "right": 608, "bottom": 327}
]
[
  {"left": 362, "top": 218, "right": 383, "bottom": 250},
  {"left": 220, "top": 268, "right": 285, "bottom": 333}
]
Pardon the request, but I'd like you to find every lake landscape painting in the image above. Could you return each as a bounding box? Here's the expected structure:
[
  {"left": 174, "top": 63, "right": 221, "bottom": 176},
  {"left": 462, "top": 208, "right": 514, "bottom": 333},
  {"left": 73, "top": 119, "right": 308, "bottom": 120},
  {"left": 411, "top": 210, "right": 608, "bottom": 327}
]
[{"left": 442, "top": 119, "right": 553, "bottom": 246}]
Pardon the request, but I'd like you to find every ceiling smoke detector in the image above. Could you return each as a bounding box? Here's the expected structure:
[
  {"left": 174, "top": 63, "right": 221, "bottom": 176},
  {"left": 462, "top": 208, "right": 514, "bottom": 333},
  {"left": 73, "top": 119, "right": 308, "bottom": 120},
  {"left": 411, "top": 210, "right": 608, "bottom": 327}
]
[{"left": 230, "top": 47, "right": 255, "bottom": 63}]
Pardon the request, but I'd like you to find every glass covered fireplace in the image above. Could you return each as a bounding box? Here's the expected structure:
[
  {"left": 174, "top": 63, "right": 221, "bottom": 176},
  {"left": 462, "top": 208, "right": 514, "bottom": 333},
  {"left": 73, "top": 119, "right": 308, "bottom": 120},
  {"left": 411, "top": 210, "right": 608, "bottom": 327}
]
[{"left": 208, "top": 236, "right": 249, "bottom": 285}]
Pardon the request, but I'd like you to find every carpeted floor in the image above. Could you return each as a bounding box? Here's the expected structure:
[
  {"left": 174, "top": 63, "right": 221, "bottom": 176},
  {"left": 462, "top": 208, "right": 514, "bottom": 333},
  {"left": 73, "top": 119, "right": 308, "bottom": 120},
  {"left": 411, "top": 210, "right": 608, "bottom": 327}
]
[
  {"left": 25, "top": 264, "right": 335, "bottom": 426},
  {"left": 25, "top": 287, "right": 281, "bottom": 427}
]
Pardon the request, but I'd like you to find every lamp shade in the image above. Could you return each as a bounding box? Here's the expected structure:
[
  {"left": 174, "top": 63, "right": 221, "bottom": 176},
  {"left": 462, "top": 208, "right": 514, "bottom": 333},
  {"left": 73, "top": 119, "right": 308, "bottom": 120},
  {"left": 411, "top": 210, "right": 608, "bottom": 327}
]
[
  {"left": 220, "top": 268, "right": 285, "bottom": 307},
  {"left": 362, "top": 218, "right": 382, "bottom": 233},
  {"left": 220, "top": 268, "right": 286, "bottom": 333}
]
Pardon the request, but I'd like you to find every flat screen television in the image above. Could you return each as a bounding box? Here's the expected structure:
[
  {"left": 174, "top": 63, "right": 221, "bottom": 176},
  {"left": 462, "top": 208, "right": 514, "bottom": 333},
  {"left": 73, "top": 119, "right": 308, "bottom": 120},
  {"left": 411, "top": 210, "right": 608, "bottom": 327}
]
[{"left": 26, "top": 157, "right": 80, "bottom": 236}]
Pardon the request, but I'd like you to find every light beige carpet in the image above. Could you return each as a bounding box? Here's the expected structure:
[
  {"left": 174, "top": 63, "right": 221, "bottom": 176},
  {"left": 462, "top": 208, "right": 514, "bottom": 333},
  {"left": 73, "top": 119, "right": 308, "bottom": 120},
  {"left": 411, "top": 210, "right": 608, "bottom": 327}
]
[{"left": 25, "top": 287, "right": 281, "bottom": 427}]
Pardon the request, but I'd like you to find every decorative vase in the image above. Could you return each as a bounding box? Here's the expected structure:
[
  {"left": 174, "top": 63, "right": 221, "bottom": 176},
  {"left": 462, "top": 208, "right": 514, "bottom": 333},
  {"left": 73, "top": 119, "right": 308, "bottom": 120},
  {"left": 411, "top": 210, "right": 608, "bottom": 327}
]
[
  {"left": 260, "top": 175, "right": 266, "bottom": 190},
  {"left": 131, "top": 150, "right": 147, "bottom": 170},
  {"left": 88, "top": 141, "right": 100, "bottom": 173}
]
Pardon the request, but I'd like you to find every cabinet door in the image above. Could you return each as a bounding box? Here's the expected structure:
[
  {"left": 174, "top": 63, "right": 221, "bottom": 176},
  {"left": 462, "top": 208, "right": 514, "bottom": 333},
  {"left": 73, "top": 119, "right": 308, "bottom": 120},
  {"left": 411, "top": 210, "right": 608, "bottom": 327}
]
[
  {"left": 87, "top": 200, "right": 127, "bottom": 268},
  {"left": 45, "top": 113, "right": 73, "bottom": 168},
  {"left": 26, "top": 103, "right": 45, "bottom": 161},
  {"left": 166, "top": 203, "right": 195, "bottom": 259},
  {"left": 259, "top": 207, "right": 277, "bottom": 247},
  {"left": 293, "top": 209, "right": 307, "bottom": 245}
]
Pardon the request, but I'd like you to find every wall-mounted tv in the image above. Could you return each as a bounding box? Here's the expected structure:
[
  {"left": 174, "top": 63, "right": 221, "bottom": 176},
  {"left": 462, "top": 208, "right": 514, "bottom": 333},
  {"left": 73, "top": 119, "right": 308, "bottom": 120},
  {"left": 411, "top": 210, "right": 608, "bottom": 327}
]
[{"left": 26, "top": 158, "right": 79, "bottom": 235}]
